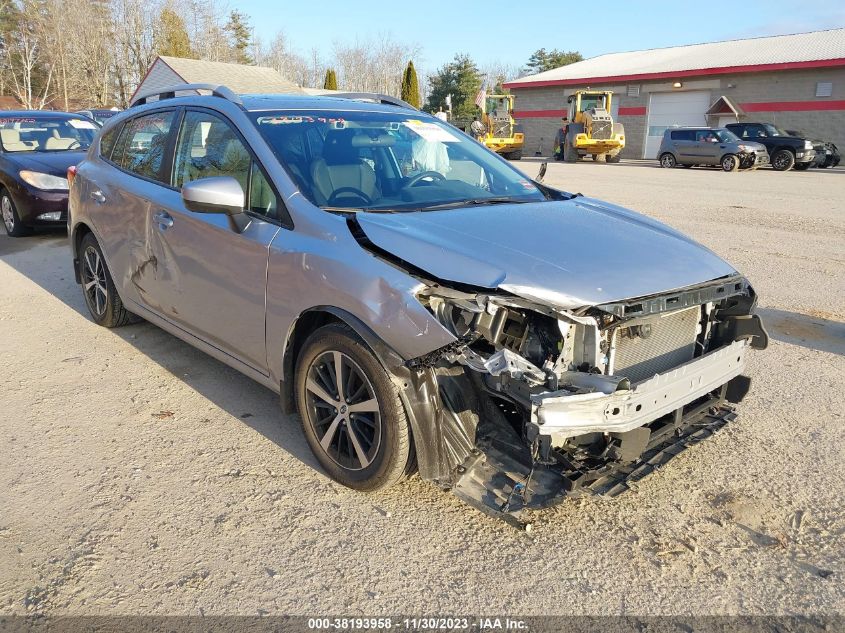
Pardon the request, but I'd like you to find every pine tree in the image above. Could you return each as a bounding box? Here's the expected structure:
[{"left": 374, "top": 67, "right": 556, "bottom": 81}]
[
  {"left": 323, "top": 68, "right": 337, "bottom": 90},
  {"left": 155, "top": 7, "right": 194, "bottom": 59},
  {"left": 224, "top": 10, "right": 253, "bottom": 65},
  {"left": 523, "top": 49, "right": 583, "bottom": 75},
  {"left": 400, "top": 60, "right": 420, "bottom": 108},
  {"left": 426, "top": 54, "right": 481, "bottom": 118}
]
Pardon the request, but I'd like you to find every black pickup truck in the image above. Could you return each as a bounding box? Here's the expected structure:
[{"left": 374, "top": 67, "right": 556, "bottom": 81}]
[
  {"left": 725, "top": 122, "right": 823, "bottom": 171},
  {"left": 786, "top": 129, "right": 841, "bottom": 168}
]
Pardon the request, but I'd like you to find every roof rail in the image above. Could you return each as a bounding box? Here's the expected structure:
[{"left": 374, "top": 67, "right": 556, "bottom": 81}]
[
  {"left": 130, "top": 83, "right": 242, "bottom": 108},
  {"left": 329, "top": 92, "right": 418, "bottom": 111}
]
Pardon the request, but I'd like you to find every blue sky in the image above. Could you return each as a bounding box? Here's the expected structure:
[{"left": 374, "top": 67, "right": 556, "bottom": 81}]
[{"left": 234, "top": 0, "right": 845, "bottom": 71}]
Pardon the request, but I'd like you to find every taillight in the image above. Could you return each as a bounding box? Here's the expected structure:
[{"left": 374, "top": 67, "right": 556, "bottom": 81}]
[{"left": 67, "top": 165, "right": 78, "bottom": 188}]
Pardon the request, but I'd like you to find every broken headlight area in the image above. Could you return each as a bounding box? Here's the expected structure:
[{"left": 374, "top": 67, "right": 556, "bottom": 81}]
[{"left": 404, "top": 277, "right": 767, "bottom": 523}]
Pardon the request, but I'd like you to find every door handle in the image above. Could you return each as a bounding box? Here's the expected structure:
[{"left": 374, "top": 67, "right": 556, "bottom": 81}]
[
  {"left": 153, "top": 210, "right": 174, "bottom": 229},
  {"left": 90, "top": 190, "right": 106, "bottom": 203}
]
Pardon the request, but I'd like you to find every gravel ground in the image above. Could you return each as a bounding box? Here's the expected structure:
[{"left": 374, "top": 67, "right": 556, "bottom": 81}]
[{"left": 0, "top": 161, "right": 843, "bottom": 617}]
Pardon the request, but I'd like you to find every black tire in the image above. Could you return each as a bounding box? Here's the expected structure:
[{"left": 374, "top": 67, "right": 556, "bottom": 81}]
[
  {"left": 793, "top": 163, "right": 811, "bottom": 171},
  {"left": 606, "top": 153, "right": 621, "bottom": 164},
  {"left": 78, "top": 232, "right": 134, "bottom": 328},
  {"left": 659, "top": 153, "right": 676, "bottom": 168},
  {"left": 563, "top": 137, "right": 577, "bottom": 163},
  {"left": 1, "top": 190, "right": 32, "bottom": 237},
  {"left": 295, "top": 323, "right": 412, "bottom": 492},
  {"left": 771, "top": 149, "right": 795, "bottom": 171},
  {"left": 721, "top": 154, "right": 740, "bottom": 172},
  {"left": 503, "top": 149, "right": 522, "bottom": 160}
]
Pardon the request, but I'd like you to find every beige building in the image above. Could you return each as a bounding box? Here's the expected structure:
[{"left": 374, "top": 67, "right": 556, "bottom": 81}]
[
  {"left": 504, "top": 28, "right": 845, "bottom": 158},
  {"left": 132, "top": 56, "right": 304, "bottom": 103}
]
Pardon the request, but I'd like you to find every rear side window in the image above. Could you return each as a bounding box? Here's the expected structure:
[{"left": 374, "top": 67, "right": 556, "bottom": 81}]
[
  {"left": 111, "top": 110, "right": 176, "bottom": 182},
  {"left": 99, "top": 124, "right": 122, "bottom": 160},
  {"left": 670, "top": 130, "right": 695, "bottom": 141},
  {"left": 730, "top": 125, "right": 753, "bottom": 139}
]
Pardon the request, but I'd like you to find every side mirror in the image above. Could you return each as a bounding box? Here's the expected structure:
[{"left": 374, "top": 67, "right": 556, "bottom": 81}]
[
  {"left": 182, "top": 176, "right": 244, "bottom": 215},
  {"left": 181, "top": 176, "right": 249, "bottom": 232}
]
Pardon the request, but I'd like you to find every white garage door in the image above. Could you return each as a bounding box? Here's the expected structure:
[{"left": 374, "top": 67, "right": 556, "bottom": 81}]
[{"left": 644, "top": 91, "right": 711, "bottom": 159}]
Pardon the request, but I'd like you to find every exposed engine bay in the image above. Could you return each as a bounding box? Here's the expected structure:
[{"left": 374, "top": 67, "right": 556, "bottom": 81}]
[{"left": 397, "top": 274, "right": 768, "bottom": 524}]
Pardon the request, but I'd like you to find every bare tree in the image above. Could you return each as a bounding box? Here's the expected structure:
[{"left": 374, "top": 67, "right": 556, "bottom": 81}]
[
  {"left": 2, "top": 0, "right": 52, "bottom": 108},
  {"left": 332, "top": 33, "right": 421, "bottom": 96}
]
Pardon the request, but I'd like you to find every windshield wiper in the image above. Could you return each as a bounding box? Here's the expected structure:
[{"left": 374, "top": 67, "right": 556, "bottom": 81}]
[{"left": 413, "top": 196, "right": 535, "bottom": 212}]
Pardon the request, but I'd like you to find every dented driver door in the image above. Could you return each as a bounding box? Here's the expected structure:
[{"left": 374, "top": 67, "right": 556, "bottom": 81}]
[
  {"left": 140, "top": 108, "right": 282, "bottom": 375},
  {"left": 144, "top": 185, "right": 279, "bottom": 375}
]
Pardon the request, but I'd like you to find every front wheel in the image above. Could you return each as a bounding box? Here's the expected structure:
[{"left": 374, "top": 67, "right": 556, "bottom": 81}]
[
  {"left": 295, "top": 323, "right": 413, "bottom": 491},
  {"left": 78, "top": 233, "right": 134, "bottom": 327},
  {"left": 1, "top": 191, "right": 32, "bottom": 237},
  {"left": 722, "top": 154, "right": 740, "bottom": 172},
  {"left": 606, "top": 153, "right": 621, "bottom": 164},
  {"left": 503, "top": 149, "right": 522, "bottom": 160},
  {"left": 771, "top": 149, "right": 795, "bottom": 171},
  {"left": 659, "top": 153, "right": 676, "bottom": 168}
]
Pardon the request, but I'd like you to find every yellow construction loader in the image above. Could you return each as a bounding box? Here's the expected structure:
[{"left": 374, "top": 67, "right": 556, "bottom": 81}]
[
  {"left": 478, "top": 94, "right": 524, "bottom": 160},
  {"left": 559, "top": 90, "right": 624, "bottom": 163}
]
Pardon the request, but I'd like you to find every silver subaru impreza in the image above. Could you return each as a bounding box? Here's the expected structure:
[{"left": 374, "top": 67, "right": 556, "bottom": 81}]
[{"left": 69, "top": 85, "right": 767, "bottom": 521}]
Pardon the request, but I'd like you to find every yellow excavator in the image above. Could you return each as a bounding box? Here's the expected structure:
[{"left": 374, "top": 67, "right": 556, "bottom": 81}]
[
  {"left": 478, "top": 94, "right": 524, "bottom": 160},
  {"left": 559, "top": 90, "right": 625, "bottom": 163}
]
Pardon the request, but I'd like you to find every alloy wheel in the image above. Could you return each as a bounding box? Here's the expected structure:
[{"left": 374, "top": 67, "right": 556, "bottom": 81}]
[
  {"left": 2, "top": 196, "right": 14, "bottom": 233},
  {"left": 304, "top": 350, "right": 381, "bottom": 471},
  {"left": 82, "top": 246, "right": 108, "bottom": 317},
  {"left": 660, "top": 154, "right": 675, "bottom": 168}
]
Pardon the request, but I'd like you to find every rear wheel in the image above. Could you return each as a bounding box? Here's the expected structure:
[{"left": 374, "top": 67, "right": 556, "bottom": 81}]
[
  {"left": 771, "top": 149, "right": 795, "bottom": 171},
  {"left": 295, "top": 323, "right": 412, "bottom": 491},
  {"left": 659, "top": 153, "right": 676, "bottom": 168},
  {"left": 503, "top": 149, "right": 522, "bottom": 160},
  {"left": 606, "top": 153, "right": 621, "bottom": 164},
  {"left": 78, "top": 233, "right": 134, "bottom": 327},
  {"left": 563, "top": 138, "right": 578, "bottom": 163},
  {"left": 1, "top": 191, "right": 31, "bottom": 237},
  {"left": 721, "top": 154, "right": 740, "bottom": 172}
]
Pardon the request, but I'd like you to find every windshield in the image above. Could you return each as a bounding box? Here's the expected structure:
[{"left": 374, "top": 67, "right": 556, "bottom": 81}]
[
  {"left": 714, "top": 129, "right": 740, "bottom": 142},
  {"left": 485, "top": 97, "right": 510, "bottom": 119},
  {"left": 0, "top": 116, "right": 97, "bottom": 152},
  {"left": 250, "top": 110, "right": 545, "bottom": 212},
  {"left": 580, "top": 94, "right": 606, "bottom": 111},
  {"left": 763, "top": 124, "right": 788, "bottom": 137}
]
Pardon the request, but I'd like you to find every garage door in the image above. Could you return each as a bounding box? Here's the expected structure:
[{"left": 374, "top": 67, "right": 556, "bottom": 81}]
[{"left": 644, "top": 91, "right": 711, "bottom": 159}]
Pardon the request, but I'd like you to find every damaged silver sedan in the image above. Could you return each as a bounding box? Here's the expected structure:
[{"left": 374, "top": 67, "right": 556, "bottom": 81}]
[{"left": 69, "top": 86, "right": 768, "bottom": 521}]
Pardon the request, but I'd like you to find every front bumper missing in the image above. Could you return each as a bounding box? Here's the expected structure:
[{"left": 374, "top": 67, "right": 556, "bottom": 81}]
[
  {"left": 453, "top": 386, "right": 739, "bottom": 527},
  {"left": 531, "top": 339, "right": 749, "bottom": 440}
]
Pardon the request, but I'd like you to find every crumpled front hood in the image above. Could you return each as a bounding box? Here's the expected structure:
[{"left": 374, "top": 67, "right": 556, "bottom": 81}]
[{"left": 356, "top": 197, "right": 737, "bottom": 308}]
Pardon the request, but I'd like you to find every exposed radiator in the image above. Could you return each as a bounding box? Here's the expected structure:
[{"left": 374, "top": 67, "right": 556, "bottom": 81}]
[{"left": 611, "top": 307, "right": 700, "bottom": 384}]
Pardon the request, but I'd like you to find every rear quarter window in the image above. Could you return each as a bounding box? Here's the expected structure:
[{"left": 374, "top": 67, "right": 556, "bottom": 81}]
[
  {"left": 99, "top": 124, "right": 123, "bottom": 160},
  {"left": 111, "top": 110, "right": 176, "bottom": 183},
  {"left": 670, "top": 130, "right": 695, "bottom": 141}
]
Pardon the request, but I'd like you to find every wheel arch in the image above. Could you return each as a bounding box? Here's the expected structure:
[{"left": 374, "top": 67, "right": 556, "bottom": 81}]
[
  {"left": 71, "top": 222, "right": 95, "bottom": 283},
  {"left": 279, "top": 306, "right": 405, "bottom": 415},
  {"left": 280, "top": 305, "right": 458, "bottom": 483}
]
